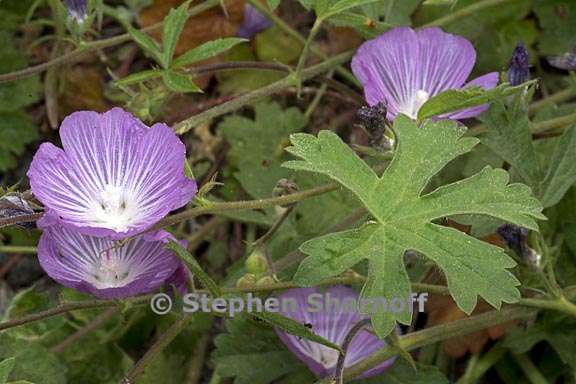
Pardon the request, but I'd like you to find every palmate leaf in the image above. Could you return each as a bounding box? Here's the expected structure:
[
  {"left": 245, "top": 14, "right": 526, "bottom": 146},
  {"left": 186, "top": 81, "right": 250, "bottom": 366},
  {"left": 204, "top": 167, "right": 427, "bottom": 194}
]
[{"left": 284, "top": 116, "right": 544, "bottom": 337}]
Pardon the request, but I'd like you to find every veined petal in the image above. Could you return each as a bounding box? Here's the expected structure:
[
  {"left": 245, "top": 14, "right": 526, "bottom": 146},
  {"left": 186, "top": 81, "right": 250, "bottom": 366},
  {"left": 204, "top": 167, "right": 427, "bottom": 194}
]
[
  {"left": 274, "top": 286, "right": 396, "bottom": 378},
  {"left": 28, "top": 108, "right": 197, "bottom": 239},
  {"left": 38, "top": 226, "right": 179, "bottom": 299},
  {"left": 443, "top": 72, "right": 499, "bottom": 120},
  {"left": 414, "top": 27, "right": 476, "bottom": 96},
  {"left": 352, "top": 27, "right": 419, "bottom": 117}
]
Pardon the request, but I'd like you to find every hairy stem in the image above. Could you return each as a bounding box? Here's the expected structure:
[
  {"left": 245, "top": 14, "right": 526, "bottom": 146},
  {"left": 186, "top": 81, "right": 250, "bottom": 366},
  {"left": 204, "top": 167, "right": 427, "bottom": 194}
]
[
  {"left": 422, "top": 0, "right": 522, "bottom": 28},
  {"left": 173, "top": 51, "right": 354, "bottom": 134},
  {"left": 122, "top": 314, "right": 195, "bottom": 383}
]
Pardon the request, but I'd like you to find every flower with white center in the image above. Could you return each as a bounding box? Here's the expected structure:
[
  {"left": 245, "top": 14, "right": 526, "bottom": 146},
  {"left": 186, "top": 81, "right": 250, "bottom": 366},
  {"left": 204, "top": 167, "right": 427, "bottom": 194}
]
[
  {"left": 351, "top": 27, "right": 499, "bottom": 121},
  {"left": 274, "top": 286, "right": 397, "bottom": 378},
  {"left": 38, "top": 225, "right": 181, "bottom": 299},
  {"left": 27, "top": 108, "right": 197, "bottom": 239}
]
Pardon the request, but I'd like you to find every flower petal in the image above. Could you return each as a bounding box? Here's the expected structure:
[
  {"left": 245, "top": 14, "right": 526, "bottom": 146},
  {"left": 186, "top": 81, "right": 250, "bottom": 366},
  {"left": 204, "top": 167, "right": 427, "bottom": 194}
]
[
  {"left": 38, "top": 226, "right": 179, "bottom": 299},
  {"left": 28, "top": 108, "right": 197, "bottom": 239},
  {"left": 352, "top": 27, "right": 477, "bottom": 120},
  {"left": 443, "top": 72, "right": 499, "bottom": 120},
  {"left": 352, "top": 27, "right": 420, "bottom": 116},
  {"left": 274, "top": 286, "right": 396, "bottom": 378}
]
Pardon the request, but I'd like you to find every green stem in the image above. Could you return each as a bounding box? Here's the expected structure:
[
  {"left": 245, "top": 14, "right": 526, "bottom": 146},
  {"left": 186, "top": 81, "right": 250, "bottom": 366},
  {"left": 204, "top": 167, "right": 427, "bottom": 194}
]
[
  {"left": 421, "top": 0, "right": 522, "bottom": 28},
  {"left": 458, "top": 344, "right": 507, "bottom": 383},
  {"left": 459, "top": 354, "right": 480, "bottom": 384},
  {"left": 0, "top": 0, "right": 220, "bottom": 83},
  {"left": 531, "top": 112, "right": 576, "bottom": 134},
  {"left": 173, "top": 50, "right": 353, "bottom": 134},
  {"left": 529, "top": 87, "right": 576, "bottom": 114},
  {"left": 512, "top": 353, "right": 548, "bottom": 384},
  {"left": 0, "top": 245, "right": 38, "bottom": 254},
  {"left": 317, "top": 306, "right": 537, "bottom": 383},
  {"left": 295, "top": 19, "right": 323, "bottom": 94},
  {"left": 122, "top": 314, "right": 195, "bottom": 383},
  {"left": 153, "top": 182, "right": 339, "bottom": 229}
]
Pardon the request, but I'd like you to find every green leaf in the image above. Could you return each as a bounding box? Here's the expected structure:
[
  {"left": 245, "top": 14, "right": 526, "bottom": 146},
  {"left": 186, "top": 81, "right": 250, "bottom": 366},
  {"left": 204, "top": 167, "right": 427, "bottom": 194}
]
[
  {"left": 0, "top": 335, "right": 66, "bottom": 384},
  {"left": 355, "top": 360, "right": 448, "bottom": 383},
  {"left": 115, "top": 69, "right": 162, "bottom": 86},
  {"left": 382, "top": 0, "right": 422, "bottom": 25},
  {"left": 0, "top": 111, "right": 38, "bottom": 172},
  {"left": 167, "top": 240, "right": 221, "bottom": 297},
  {"left": 213, "top": 314, "right": 315, "bottom": 384},
  {"left": 161, "top": 70, "right": 202, "bottom": 93},
  {"left": 0, "top": 358, "right": 15, "bottom": 384},
  {"left": 252, "top": 311, "right": 342, "bottom": 352},
  {"left": 539, "top": 126, "right": 576, "bottom": 208},
  {"left": 172, "top": 38, "right": 247, "bottom": 68},
  {"left": 128, "top": 26, "right": 162, "bottom": 64},
  {"left": 267, "top": 0, "right": 281, "bottom": 10},
  {"left": 317, "top": 0, "right": 381, "bottom": 20},
  {"left": 417, "top": 82, "right": 534, "bottom": 120},
  {"left": 161, "top": 0, "right": 191, "bottom": 68},
  {"left": 480, "top": 96, "right": 542, "bottom": 188},
  {"left": 220, "top": 102, "right": 306, "bottom": 198},
  {"left": 285, "top": 116, "right": 544, "bottom": 336}
]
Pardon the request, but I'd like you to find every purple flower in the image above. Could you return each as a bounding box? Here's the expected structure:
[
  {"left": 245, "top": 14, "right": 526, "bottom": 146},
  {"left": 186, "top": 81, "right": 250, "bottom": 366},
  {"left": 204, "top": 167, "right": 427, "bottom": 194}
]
[
  {"left": 236, "top": 4, "right": 272, "bottom": 39},
  {"left": 38, "top": 225, "right": 180, "bottom": 299},
  {"left": 351, "top": 27, "right": 499, "bottom": 120},
  {"left": 275, "top": 286, "right": 396, "bottom": 378},
  {"left": 507, "top": 42, "right": 530, "bottom": 86},
  {"left": 27, "top": 108, "right": 197, "bottom": 239},
  {"left": 65, "top": 0, "right": 88, "bottom": 22}
]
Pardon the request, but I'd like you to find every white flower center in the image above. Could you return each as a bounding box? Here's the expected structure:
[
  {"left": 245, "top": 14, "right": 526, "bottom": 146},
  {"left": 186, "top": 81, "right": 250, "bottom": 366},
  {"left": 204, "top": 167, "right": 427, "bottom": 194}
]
[
  {"left": 90, "top": 185, "right": 137, "bottom": 232},
  {"left": 90, "top": 248, "right": 131, "bottom": 288},
  {"left": 398, "top": 89, "right": 430, "bottom": 119},
  {"left": 306, "top": 343, "right": 341, "bottom": 369}
]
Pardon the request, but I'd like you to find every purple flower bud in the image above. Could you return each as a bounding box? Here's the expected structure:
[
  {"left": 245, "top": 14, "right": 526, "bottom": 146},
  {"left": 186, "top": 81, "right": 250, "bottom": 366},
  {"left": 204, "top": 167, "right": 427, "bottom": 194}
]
[
  {"left": 497, "top": 224, "right": 529, "bottom": 259},
  {"left": 236, "top": 4, "right": 272, "bottom": 39},
  {"left": 65, "top": 0, "right": 88, "bottom": 22},
  {"left": 507, "top": 42, "right": 530, "bottom": 86},
  {"left": 357, "top": 103, "right": 387, "bottom": 145}
]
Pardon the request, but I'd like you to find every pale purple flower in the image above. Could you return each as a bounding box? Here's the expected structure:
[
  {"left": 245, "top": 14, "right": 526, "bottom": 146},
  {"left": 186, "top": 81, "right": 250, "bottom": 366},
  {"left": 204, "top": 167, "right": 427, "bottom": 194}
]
[
  {"left": 351, "top": 27, "right": 499, "bottom": 120},
  {"left": 275, "top": 286, "right": 396, "bottom": 378},
  {"left": 38, "top": 226, "right": 180, "bottom": 299},
  {"left": 64, "top": 0, "right": 88, "bottom": 22},
  {"left": 236, "top": 4, "right": 272, "bottom": 39},
  {"left": 27, "top": 108, "right": 197, "bottom": 239}
]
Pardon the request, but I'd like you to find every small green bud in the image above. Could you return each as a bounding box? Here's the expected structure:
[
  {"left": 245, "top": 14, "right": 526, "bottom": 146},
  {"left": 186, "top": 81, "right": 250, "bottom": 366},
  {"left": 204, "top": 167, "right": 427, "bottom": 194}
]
[
  {"left": 245, "top": 248, "right": 269, "bottom": 274},
  {"left": 256, "top": 275, "right": 276, "bottom": 287},
  {"left": 236, "top": 273, "right": 257, "bottom": 288}
]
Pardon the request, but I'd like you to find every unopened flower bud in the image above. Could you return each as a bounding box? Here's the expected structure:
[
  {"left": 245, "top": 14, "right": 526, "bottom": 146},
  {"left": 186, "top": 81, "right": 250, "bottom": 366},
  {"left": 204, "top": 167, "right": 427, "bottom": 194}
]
[
  {"left": 497, "top": 224, "right": 533, "bottom": 261},
  {"left": 507, "top": 42, "right": 530, "bottom": 86},
  {"left": 245, "top": 248, "right": 268, "bottom": 275},
  {"left": 272, "top": 179, "right": 298, "bottom": 197},
  {"left": 236, "top": 273, "right": 257, "bottom": 288},
  {"left": 357, "top": 103, "right": 390, "bottom": 148},
  {"left": 256, "top": 275, "right": 276, "bottom": 287}
]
